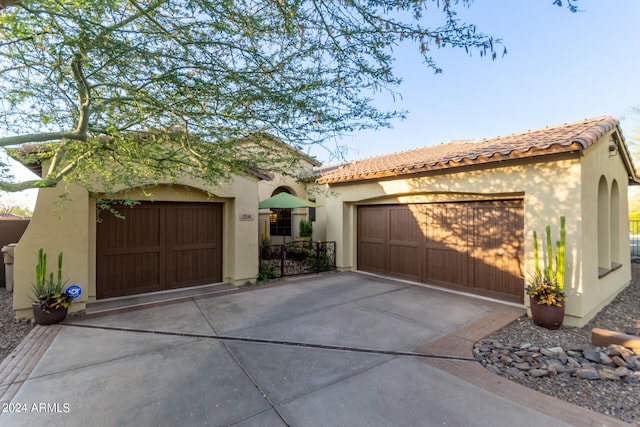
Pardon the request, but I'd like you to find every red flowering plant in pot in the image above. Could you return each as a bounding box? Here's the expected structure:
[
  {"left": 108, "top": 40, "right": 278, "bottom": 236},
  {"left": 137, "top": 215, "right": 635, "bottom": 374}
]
[
  {"left": 31, "top": 248, "right": 73, "bottom": 325},
  {"left": 525, "top": 216, "right": 566, "bottom": 330}
]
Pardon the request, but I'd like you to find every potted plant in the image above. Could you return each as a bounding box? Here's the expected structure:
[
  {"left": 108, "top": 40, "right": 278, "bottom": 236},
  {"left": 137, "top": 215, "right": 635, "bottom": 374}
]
[
  {"left": 31, "top": 248, "right": 73, "bottom": 325},
  {"left": 526, "top": 216, "right": 566, "bottom": 329}
]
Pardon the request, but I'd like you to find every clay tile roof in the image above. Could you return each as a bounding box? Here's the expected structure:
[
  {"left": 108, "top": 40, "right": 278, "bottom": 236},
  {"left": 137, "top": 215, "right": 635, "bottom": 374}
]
[{"left": 317, "top": 116, "right": 621, "bottom": 184}]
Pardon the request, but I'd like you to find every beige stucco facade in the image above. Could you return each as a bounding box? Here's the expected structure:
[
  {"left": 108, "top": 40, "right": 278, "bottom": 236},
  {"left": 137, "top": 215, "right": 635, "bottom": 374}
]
[
  {"left": 12, "top": 166, "right": 314, "bottom": 318},
  {"left": 10, "top": 119, "right": 635, "bottom": 327},
  {"left": 318, "top": 128, "right": 633, "bottom": 327}
]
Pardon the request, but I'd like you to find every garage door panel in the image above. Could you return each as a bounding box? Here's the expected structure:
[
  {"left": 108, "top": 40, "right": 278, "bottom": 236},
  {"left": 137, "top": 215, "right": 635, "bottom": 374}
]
[
  {"left": 388, "top": 244, "right": 419, "bottom": 281},
  {"left": 472, "top": 203, "right": 524, "bottom": 299},
  {"left": 97, "top": 201, "right": 222, "bottom": 299},
  {"left": 167, "top": 203, "right": 222, "bottom": 289},
  {"left": 358, "top": 207, "right": 387, "bottom": 240},
  {"left": 170, "top": 205, "right": 220, "bottom": 244},
  {"left": 389, "top": 207, "right": 421, "bottom": 242},
  {"left": 169, "top": 248, "right": 221, "bottom": 288},
  {"left": 388, "top": 206, "right": 422, "bottom": 281},
  {"left": 98, "top": 253, "right": 162, "bottom": 298},
  {"left": 358, "top": 201, "right": 524, "bottom": 303},
  {"left": 358, "top": 241, "right": 387, "bottom": 273},
  {"left": 426, "top": 204, "right": 469, "bottom": 250},
  {"left": 426, "top": 248, "right": 468, "bottom": 285}
]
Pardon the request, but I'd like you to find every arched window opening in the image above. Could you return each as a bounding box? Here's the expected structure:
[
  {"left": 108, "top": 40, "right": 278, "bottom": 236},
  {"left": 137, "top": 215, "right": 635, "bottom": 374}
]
[
  {"left": 610, "top": 180, "right": 620, "bottom": 264},
  {"left": 597, "top": 176, "right": 609, "bottom": 272},
  {"left": 269, "top": 187, "right": 294, "bottom": 239}
]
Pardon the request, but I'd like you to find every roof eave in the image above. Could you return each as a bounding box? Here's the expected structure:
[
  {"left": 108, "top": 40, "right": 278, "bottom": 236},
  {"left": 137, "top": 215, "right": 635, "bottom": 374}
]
[
  {"left": 317, "top": 143, "right": 584, "bottom": 185},
  {"left": 612, "top": 130, "right": 640, "bottom": 185}
]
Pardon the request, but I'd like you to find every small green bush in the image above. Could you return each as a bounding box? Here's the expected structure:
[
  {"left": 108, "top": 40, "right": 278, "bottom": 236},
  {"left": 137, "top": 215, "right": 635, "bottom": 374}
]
[{"left": 299, "top": 219, "right": 313, "bottom": 238}]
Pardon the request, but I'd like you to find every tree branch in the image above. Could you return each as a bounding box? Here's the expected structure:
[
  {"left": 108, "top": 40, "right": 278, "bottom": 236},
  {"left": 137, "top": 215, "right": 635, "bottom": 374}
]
[
  {"left": 0, "top": 177, "right": 57, "bottom": 192},
  {"left": 0, "top": 131, "right": 86, "bottom": 147},
  {"left": 70, "top": 53, "right": 91, "bottom": 137}
]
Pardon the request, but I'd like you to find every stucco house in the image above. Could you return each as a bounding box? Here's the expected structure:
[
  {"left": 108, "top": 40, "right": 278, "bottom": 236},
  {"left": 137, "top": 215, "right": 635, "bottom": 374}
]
[
  {"left": 9, "top": 115, "right": 638, "bottom": 327},
  {"left": 315, "top": 116, "right": 638, "bottom": 327},
  {"left": 10, "top": 142, "right": 319, "bottom": 318}
]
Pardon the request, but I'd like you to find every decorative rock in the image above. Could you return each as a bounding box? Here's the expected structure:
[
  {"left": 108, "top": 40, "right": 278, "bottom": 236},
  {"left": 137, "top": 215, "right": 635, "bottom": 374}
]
[
  {"left": 599, "top": 368, "right": 621, "bottom": 381},
  {"left": 546, "top": 359, "right": 566, "bottom": 373},
  {"left": 611, "top": 356, "right": 627, "bottom": 368},
  {"left": 613, "top": 367, "right": 632, "bottom": 377},
  {"left": 583, "top": 348, "right": 602, "bottom": 363},
  {"left": 504, "top": 367, "right": 526, "bottom": 378},
  {"left": 529, "top": 369, "right": 549, "bottom": 377},
  {"left": 576, "top": 368, "right": 601, "bottom": 380},
  {"left": 566, "top": 357, "right": 582, "bottom": 369},
  {"left": 622, "top": 353, "right": 639, "bottom": 369},
  {"left": 477, "top": 344, "right": 493, "bottom": 353},
  {"left": 511, "top": 354, "right": 525, "bottom": 363},
  {"left": 485, "top": 364, "right": 501, "bottom": 374},
  {"left": 500, "top": 354, "right": 513, "bottom": 364},
  {"left": 540, "top": 348, "right": 556, "bottom": 357},
  {"left": 548, "top": 346, "right": 565, "bottom": 357},
  {"left": 513, "top": 362, "right": 530, "bottom": 371},
  {"left": 475, "top": 341, "right": 640, "bottom": 382},
  {"left": 609, "top": 344, "right": 633, "bottom": 357},
  {"left": 599, "top": 352, "right": 613, "bottom": 365}
]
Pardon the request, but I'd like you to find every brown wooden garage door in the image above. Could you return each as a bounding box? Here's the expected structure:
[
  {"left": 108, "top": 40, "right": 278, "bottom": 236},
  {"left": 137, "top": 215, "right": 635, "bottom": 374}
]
[
  {"left": 357, "top": 201, "right": 524, "bottom": 303},
  {"left": 96, "top": 202, "right": 223, "bottom": 299}
]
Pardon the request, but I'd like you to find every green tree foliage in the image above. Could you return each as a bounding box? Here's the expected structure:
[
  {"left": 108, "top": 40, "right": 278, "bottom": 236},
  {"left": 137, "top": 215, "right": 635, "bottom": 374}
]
[
  {"left": 0, "top": 193, "right": 33, "bottom": 217},
  {"left": 627, "top": 108, "right": 640, "bottom": 218},
  {"left": 0, "top": 1, "right": 574, "bottom": 194}
]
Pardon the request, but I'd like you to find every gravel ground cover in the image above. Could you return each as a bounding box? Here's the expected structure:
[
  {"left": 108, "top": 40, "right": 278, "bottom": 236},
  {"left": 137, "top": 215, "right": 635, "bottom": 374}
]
[
  {"left": 2, "top": 265, "right": 639, "bottom": 424},
  {"left": 0, "top": 287, "right": 35, "bottom": 362},
  {"left": 480, "top": 263, "right": 640, "bottom": 425}
]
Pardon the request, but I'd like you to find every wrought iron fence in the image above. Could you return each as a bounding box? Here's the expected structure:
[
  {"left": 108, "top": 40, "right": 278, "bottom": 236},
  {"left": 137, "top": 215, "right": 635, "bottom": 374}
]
[
  {"left": 631, "top": 220, "right": 640, "bottom": 258},
  {"left": 259, "top": 241, "right": 336, "bottom": 280}
]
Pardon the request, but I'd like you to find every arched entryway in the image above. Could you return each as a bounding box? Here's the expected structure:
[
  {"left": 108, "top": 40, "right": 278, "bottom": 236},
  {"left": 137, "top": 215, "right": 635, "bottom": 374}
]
[{"left": 267, "top": 186, "right": 296, "bottom": 244}]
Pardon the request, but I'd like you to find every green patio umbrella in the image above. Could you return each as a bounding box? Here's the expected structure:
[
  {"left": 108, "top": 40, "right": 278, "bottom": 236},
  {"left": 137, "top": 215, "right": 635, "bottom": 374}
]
[
  {"left": 259, "top": 193, "right": 319, "bottom": 245},
  {"left": 258, "top": 192, "right": 319, "bottom": 209}
]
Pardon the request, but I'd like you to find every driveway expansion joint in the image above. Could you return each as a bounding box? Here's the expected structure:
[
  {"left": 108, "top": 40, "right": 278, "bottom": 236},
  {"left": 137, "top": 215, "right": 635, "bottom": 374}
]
[{"left": 61, "top": 322, "right": 480, "bottom": 362}]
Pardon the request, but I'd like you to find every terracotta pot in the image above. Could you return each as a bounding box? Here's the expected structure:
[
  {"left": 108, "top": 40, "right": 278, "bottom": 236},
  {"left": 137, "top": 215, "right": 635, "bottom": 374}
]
[
  {"left": 529, "top": 296, "right": 565, "bottom": 330},
  {"left": 32, "top": 303, "right": 68, "bottom": 325}
]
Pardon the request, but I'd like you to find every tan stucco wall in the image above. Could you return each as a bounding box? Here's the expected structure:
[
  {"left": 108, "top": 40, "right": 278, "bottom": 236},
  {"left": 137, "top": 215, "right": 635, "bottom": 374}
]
[
  {"left": 322, "top": 142, "right": 631, "bottom": 327},
  {"left": 13, "top": 174, "right": 262, "bottom": 318},
  {"left": 13, "top": 183, "right": 90, "bottom": 318},
  {"left": 13, "top": 153, "right": 318, "bottom": 318},
  {"left": 577, "top": 133, "right": 632, "bottom": 324}
]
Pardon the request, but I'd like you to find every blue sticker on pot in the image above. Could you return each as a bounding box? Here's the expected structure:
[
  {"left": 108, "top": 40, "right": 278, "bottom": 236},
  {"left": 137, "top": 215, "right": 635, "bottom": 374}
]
[{"left": 65, "top": 285, "right": 82, "bottom": 299}]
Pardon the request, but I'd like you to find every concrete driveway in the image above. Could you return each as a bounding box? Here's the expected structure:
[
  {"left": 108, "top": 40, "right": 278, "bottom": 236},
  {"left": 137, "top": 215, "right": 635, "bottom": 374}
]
[{"left": 0, "top": 273, "right": 627, "bottom": 426}]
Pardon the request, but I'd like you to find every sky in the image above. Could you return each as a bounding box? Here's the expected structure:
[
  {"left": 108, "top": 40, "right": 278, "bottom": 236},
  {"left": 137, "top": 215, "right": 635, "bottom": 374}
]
[
  {"left": 4, "top": 0, "right": 640, "bottom": 210},
  {"left": 310, "top": 0, "right": 640, "bottom": 163}
]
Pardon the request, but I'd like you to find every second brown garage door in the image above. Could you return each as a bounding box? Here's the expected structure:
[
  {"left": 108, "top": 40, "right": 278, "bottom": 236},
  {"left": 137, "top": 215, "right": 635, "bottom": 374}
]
[
  {"left": 96, "top": 202, "right": 223, "bottom": 299},
  {"left": 357, "top": 201, "right": 524, "bottom": 303}
]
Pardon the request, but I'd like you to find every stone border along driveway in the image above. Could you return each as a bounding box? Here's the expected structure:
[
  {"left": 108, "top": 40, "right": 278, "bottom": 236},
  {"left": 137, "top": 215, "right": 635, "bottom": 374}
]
[{"left": 0, "top": 272, "right": 629, "bottom": 426}]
